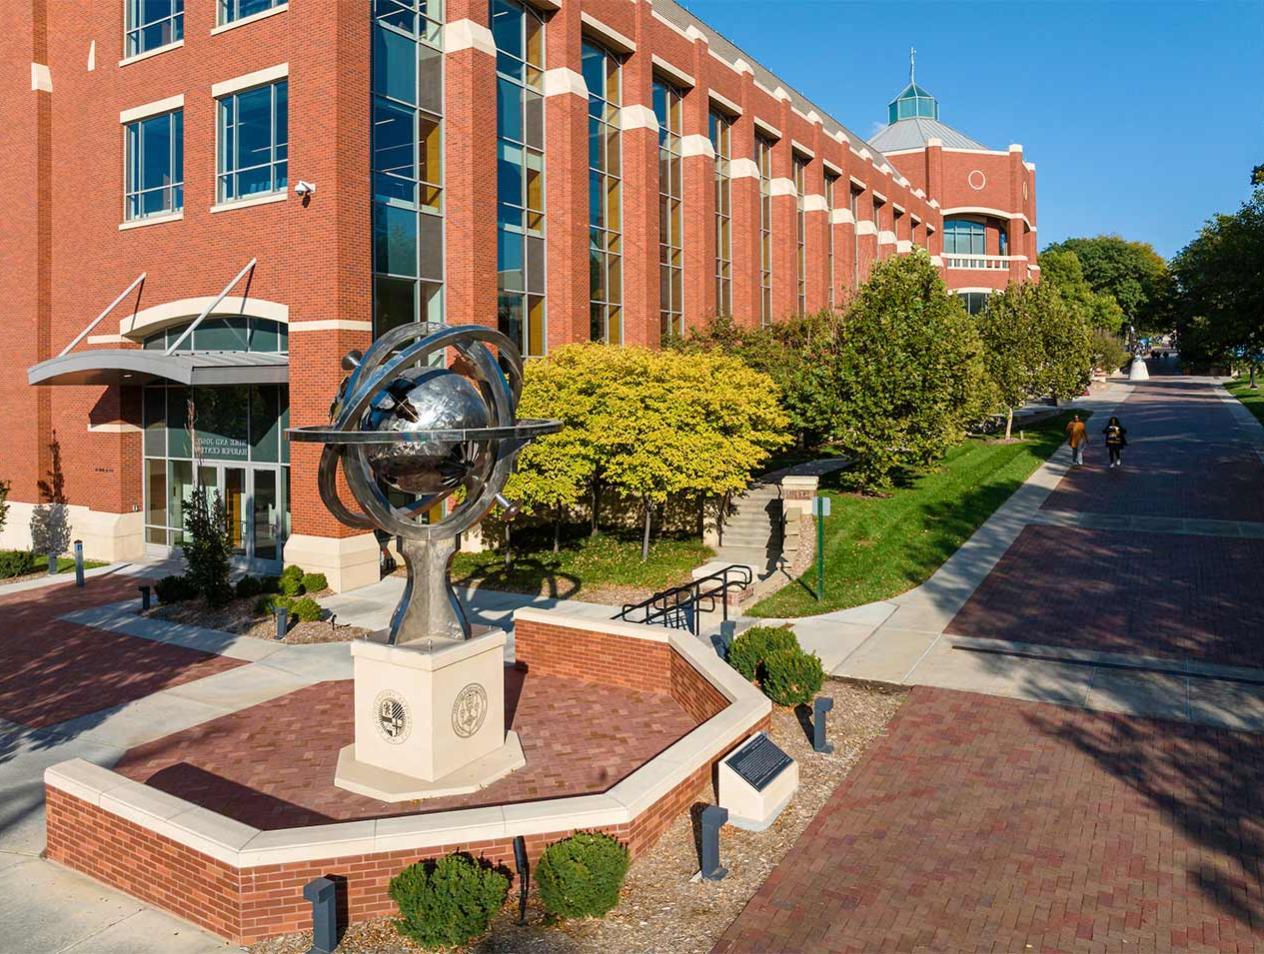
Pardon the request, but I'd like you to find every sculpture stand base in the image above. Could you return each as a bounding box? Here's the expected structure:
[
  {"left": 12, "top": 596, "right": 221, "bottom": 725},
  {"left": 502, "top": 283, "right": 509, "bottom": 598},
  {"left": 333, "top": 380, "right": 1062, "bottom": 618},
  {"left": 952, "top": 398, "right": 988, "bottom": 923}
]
[
  {"left": 335, "top": 732, "right": 525, "bottom": 802},
  {"left": 334, "top": 632, "right": 523, "bottom": 802},
  {"left": 1129, "top": 357, "right": 1150, "bottom": 381}
]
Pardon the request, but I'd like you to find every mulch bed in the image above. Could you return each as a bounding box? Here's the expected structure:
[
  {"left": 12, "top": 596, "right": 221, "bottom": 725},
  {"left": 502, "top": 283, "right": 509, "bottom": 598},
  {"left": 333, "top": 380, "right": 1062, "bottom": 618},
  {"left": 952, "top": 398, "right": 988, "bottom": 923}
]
[
  {"left": 147, "top": 594, "right": 374, "bottom": 645},
  {"left": 247, "top": 679, "right": 908, "bottom": 954}
]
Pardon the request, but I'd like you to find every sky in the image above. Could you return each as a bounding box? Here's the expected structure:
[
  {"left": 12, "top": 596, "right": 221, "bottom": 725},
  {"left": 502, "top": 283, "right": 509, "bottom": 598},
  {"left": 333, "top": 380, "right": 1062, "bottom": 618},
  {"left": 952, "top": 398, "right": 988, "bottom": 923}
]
[{"left": 678, "top": 0, "right": 1263, "bottom": 259}]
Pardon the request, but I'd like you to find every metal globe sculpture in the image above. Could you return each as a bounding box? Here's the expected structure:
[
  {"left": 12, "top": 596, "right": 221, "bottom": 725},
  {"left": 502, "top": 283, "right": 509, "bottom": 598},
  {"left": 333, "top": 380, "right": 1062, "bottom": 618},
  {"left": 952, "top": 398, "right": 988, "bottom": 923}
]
[{"left": 288, "top": 322, "right": 559, "bottom": 646}]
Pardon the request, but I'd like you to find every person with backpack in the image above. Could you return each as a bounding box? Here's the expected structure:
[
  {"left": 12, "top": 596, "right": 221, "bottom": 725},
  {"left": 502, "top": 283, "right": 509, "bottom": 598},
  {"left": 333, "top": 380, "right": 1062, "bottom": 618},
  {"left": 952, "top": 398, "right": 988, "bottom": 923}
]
[{"left": 1102, "top": 416, "right": 1128, "bottom": 468}]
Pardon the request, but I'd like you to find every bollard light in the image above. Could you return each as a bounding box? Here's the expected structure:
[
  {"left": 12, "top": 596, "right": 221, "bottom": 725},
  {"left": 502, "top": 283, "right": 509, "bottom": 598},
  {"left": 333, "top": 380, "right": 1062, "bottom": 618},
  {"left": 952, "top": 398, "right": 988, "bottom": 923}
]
[
  {"left": 275, "top": 605, "right": 290, "bottom": 641},
  {"left": 813, "top": 697, "right": 834, "bottom": 754},
  {"left": 73, "top": 540, "right": 85, "bottom": 588},
  {"left": 47, "top": 550, "right": 58, "bottom": 575},
  {"left": 138, "top": 585, "right": 151, "bottom": 613},
  {"left": 700, "top": 805, "right": 729, "bottom": 881},
  {"left": 513, "top": 834, "right": 529, "bottom": 926},
  {"left": 302, "top": 876, "right": 338, "bottom": 954}
]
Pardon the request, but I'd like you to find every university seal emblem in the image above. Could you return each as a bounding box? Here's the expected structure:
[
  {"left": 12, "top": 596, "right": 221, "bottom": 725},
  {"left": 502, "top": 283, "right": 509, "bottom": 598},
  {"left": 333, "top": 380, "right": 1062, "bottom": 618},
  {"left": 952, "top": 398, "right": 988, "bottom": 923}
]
[
  {"left": 373, "top": 690, "right": 410, "bottom": 744},
  {"left": 451, "top": 683, "right": 488, "bottom": 739}
]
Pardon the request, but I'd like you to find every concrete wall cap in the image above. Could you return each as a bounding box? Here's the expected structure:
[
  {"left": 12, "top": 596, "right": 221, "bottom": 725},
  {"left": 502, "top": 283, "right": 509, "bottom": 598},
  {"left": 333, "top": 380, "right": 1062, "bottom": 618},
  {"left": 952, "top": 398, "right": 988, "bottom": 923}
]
[
  {"left": 239, "top": 820, "right": 378, "bottom": 867},
  {"left": 926, "top": 137, "right": 943, "bottom": 147},
  {"left": 679, "top": 134, "right": 715, "bottom": 159},
  {"left": 802, "top": 194, "right": 828, "bottom": 212},
  {"left": 512, "top": 606, "right": 671, "bottom": 643},
  {"left": 856, "top": 221, "right": 878, "bottom": 236},
  {"left": 829, "top": 208, "right": 855, "bottom": 225},
  {"left": 651, "top": 54, "right": 694, "bottom": 89},
  {"left": 351, "top": 630, "right": 506, "bottom": 670},
  {"left": 542, "top": 67, "right": 587, "bottom": 99},
  {"left": 618, "top": 104, "right": 659, "bottom": 132},
  {"left": 731, "top": 57, "right": 754, "bottom": 76},
  {"left": 580, "top": 12, "right": 636, "bottom": 54},
  {"left": 729, "top": 157, "right": 760, "bottom": 179},
  {"left": 753, "top": 116, "right": 781, "bottom": 140},
  {"left": 444, "top": 19, "right": 496, "bottom": 57},
  {"left": 685, "top": 24, "right": 708, "bottom": 43},
  {"left": 372, "top": 805, "right": 507, "bottom": 853},
  {"left": 769, "top": 177, "right": 796, "bottom": 197},
  {"left": 708, "top": 88, "right": 741, "bottom": 116}
]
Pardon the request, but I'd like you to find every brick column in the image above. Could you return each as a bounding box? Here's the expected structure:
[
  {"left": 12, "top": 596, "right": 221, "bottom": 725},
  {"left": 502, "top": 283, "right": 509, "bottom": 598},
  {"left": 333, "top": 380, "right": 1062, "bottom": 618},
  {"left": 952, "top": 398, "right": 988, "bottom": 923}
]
[
  {"left": 620, "top": 11, "right": 658, "bottom": 347},
  {"left": 444, "top": 7, "right": 498, "bottom": 330},
  {"left": 1008, "top": 144, "right": 1027, "bottom": 283},
  {"left": 680, "top": 78, "right": 715, "bottom": 330},
  {"left": 543, "top": 4, "right": 589, "bottom": 349},
  {"left": 769, "top": 96, "right": 796, "bottom": 322},
  {"left": 804, "top": 123, "right": 828, "bottom": 313},
  {"left": 729, "top": 88, "right": 760, "bottom": 328}
]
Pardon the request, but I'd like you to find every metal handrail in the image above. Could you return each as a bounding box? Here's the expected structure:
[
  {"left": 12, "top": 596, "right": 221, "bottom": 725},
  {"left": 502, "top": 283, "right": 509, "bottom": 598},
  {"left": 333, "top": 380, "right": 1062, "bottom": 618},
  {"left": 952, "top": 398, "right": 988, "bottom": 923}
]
[
  {"left": 58, "top": 273, "right": 146, "bottom": 356},
  {"left": 615, "top": 563, "right": 755, "bottom": 636}
]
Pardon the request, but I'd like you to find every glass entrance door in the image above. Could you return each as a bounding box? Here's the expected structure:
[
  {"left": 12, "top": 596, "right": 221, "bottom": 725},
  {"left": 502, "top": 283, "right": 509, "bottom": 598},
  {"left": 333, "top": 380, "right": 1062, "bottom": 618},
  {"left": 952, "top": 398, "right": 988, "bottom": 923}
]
[
  {"left": 252, "top": 468, "right": 281, "bottom": 560},
  {"left": 223, "top": 466, "right": 247, "bottom": 554}
]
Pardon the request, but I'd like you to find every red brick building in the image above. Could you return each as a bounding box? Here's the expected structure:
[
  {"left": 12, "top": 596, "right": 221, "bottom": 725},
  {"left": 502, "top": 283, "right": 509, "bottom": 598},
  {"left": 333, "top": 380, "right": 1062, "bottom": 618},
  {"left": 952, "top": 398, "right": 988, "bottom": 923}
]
[{"left": 3, "top": 1, "right": 1037, "bottom": 590}]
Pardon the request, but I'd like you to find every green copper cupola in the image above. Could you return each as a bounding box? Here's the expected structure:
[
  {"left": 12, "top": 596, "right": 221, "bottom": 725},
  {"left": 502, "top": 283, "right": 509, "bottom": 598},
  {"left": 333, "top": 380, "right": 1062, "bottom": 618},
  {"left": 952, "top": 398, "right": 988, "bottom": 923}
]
[{"left": 887, "top": 47, "right": 939, "bottom": 123}]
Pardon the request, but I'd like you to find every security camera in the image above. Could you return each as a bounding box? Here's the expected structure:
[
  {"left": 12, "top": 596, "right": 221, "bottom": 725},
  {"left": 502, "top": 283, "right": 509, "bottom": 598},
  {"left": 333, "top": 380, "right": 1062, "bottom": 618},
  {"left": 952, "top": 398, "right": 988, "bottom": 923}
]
[{"left": 294, "top": 181, "right": 316, "bottom": 197}]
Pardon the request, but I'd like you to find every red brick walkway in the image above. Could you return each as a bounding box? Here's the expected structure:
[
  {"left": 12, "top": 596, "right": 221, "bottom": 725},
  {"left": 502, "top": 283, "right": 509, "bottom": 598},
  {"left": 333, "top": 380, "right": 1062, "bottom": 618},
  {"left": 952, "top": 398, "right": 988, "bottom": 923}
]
[
  {"left": 715, "top": 687, "right": 1264, "bottom": 953},
  {"left": 0, "top": 574, "right": 241, "bottom": 728},
  {"left": 114, "top": 669, "right": 698, "bottom": 829}
]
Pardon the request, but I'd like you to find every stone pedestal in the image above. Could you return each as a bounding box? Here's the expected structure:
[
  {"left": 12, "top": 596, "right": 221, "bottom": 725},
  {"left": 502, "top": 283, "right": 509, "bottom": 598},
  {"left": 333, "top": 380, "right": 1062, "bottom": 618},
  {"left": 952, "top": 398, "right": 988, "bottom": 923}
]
[
  {"left": 1129, "top": 357, "right": 1150, "bottom": 381},
  {"left": 334, "top": 632, "right": 524, "bottom": 801}
]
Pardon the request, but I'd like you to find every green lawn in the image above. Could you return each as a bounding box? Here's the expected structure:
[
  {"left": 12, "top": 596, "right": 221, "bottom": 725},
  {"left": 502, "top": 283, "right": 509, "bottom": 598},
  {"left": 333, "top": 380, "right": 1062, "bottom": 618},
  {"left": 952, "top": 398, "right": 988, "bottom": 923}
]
[
  {"left": 451, "top": 530, "right": 712, "bottom": 604},
  {"left": 1226, "top": 377, "right": 1264, "bottom": 425},
  {"left": 750, "top": 411, "right": 1088, "bottom": 618}
]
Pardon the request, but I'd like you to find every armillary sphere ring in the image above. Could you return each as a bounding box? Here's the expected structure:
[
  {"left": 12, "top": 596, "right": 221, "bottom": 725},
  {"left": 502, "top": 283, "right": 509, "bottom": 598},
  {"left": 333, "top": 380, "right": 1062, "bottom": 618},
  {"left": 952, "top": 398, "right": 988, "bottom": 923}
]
[{"left": 288, "top": 321, "right": 560, "bottom": 543}]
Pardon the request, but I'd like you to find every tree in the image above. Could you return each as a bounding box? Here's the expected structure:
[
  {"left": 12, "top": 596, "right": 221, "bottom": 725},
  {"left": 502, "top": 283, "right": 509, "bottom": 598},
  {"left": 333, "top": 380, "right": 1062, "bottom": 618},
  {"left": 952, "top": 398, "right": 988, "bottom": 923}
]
[
  {"left": 183, "top": 489, "right": 233, "bottom": 606},
  {"left": 833, "top": 251, "right": 989, "bottom": 491},
  {"left": 1042, "top": 235, "right": 1170, "bottom": 334},
  {"left": 977, "top": 285, "right": 1043, "bottom": 439},
  {"left": 1038, "top": 249, "right": 1126, "bottom": 334},
  {"left": 30, "top": 434, "right": 71, "bottom": 563},
  {"left": 0, "top": 480, "right": 8, "bottom": 537}
]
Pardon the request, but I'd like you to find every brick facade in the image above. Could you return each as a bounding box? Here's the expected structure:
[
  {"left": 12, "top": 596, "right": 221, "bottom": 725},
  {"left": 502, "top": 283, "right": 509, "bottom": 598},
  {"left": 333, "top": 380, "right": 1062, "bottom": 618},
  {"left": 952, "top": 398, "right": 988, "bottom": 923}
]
[{"left": 3, "top": 0, "right": 1035, "bottom": 569}]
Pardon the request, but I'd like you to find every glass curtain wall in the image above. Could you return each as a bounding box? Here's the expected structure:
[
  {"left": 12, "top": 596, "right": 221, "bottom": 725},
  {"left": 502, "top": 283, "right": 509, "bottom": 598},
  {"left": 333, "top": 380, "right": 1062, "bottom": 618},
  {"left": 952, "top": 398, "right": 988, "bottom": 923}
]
[
  {"left": 584, "top": 40, "right": 623, "bottom": 345},
  {"left": 493, "top": 0, "right": 546, "bottom": 356},
  {"left": 849, "top": 184, "right": 862, "bottom": 285},
  {"left": 372, "top": 0, "right": 444, "bottom": 337},
  {"left": 709, "top": 110, "right": 732, "bottom": 317},
  {"left": 756, "top": 134, "right": 774, "bottom": 326},
  {"left": 793, "top": 154, "right": 807, "bottom": 315},
  {"left": 653, "top": 78, "right": 684, "bottom": 339},
  {"left": 824, "top": 172, "right": 837, "bottom": 309}
]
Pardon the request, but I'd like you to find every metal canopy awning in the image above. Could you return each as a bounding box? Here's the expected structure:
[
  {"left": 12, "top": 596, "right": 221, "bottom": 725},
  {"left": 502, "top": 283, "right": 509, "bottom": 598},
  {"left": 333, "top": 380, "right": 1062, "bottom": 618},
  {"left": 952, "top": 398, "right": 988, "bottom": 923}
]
[{"left": 28, "top": 349, "right": 289, "bottom": 387}]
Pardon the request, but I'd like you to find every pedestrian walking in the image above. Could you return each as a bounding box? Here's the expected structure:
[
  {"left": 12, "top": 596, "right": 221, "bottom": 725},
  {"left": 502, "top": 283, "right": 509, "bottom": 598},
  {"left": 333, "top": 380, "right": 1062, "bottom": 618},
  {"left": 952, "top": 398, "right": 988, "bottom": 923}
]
[
  {"left": 1065, "top": 414, "right": 1088, "bottom": 466},
  {"left": 1102, "top": 416, "right": 1128, "bottom": 468}
]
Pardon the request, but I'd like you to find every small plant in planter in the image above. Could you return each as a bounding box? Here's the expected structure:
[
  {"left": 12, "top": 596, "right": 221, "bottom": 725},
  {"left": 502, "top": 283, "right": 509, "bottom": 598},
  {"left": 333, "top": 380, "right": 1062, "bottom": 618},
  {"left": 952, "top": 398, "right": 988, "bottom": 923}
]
[
  {"left": 761, "top": 647, "right": 826, "bottom": 707},
  {"left": 154, "top": 574, "right": 196, "bottom": 604},
  {"left": 290, "top": 596, "right": 323, "bottom": 622},
  {"left": 301, "top": 571, "right": 328, "bottom": 594},
  {"left": 726, "top": 625, "right": 799, "bottom": 683},
  {"left": 537, "top": 832, "right": 629, "bottom": 919},
  {"left": 389, "top": 853, "right": 508, "bottom": 949}
]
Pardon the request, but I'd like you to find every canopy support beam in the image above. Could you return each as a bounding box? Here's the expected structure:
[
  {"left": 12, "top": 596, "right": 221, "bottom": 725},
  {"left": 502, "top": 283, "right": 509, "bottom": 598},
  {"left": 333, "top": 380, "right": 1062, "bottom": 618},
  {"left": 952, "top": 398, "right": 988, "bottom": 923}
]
[
  {"left": 165, "top": 258, "right": 257, "bottom": 355},
  {"left": 58, "top": 273, "right": 146, "bottom": 357}
]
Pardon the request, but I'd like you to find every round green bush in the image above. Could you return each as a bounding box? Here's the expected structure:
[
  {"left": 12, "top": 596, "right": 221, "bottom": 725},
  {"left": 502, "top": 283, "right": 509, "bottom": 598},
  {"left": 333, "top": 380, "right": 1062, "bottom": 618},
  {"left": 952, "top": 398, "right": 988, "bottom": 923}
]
[
  {"left": 389, "top": 853, "right": 508, "bottom": 949},
  {"left": 280, "top": 564, "right": 304, "bottom": 582},
  {"left": 278, "top": 574, "right": 304, "bottom": 597},
  {"left": 761, "top": 648, "right": 826, "bottom": 707},
  {"left": 290, "top": 596, "right": 323, "bottom": 622},
  {"left": 301, "top": 571, "right": 328, "bottom": 594},
  {"left": 537, "top": 832, "right": 629, "bottom": 919},
  {"left": 154, "top": 574, "right": 196, "bottom": 604},
  {"left": 234, "top": 575, "right": 262, "bottom": 599},
  {"left": 726, "top": 625, "right": 800, "bottom": 682},
  {"left": 256, "top": 594, "right": 289, "bottom": 616},
  {"left": 258, "top": 575, "right": 281, "bottom": 594},
  {"left": 0, "top": 550, "right": 37, "bottom": 579}
]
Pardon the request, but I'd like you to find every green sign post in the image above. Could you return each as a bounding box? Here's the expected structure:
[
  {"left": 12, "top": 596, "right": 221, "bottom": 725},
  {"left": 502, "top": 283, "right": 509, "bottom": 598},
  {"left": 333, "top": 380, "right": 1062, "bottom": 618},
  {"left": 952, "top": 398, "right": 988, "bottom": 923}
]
[{"left": 813, "top": 495, "right": 830, "bottom": 601}]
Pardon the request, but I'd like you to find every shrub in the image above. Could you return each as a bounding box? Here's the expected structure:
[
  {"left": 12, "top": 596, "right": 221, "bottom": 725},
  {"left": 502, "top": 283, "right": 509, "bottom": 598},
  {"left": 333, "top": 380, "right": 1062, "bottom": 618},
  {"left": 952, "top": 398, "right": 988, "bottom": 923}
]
[
  {"left": 183, "top": 491, "right": 232, "bottom": 606},
  {"left": 234, "top": 575, "right": 262, "bottom": 599},
  {"left": 154, "top": 574, "right": 196, "bottom": 603},
  {"left": 301, "top": 572, "right": 328, "bottom": 594},
  {"left": 259, "top": 575, "right": 281, "bottom": 594},
  {"left": 280, "top": 564, "right": 304, "bottom": 582},
  {"left": 726, "top": 625, "right": 799, "bottom": 682},
  {"left": 290, "top": 596, "right": 323, "bottom": 622},
  {"left": 257, "top": 594, "right": 292, "bottom": 615},
  {"left": 0, "top": 549, "right": 36, "bottom": 579},
  {"left": 389, "top": 853, "right": 508, "bottom": 949},
  {"left": 537, "top": 832, "right": 629, "bottom": 919},
  {"left": 762, "top": 648, "right": 826, "bottom": 707}
]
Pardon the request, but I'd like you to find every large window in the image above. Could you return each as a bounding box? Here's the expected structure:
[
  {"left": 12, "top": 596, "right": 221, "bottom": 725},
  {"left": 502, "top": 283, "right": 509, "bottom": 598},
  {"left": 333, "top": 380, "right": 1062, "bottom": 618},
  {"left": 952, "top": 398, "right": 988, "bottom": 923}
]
[
  {"left": 710, "top": 110, "right": 733, "bottom": 317},
  {"left": 958, "top": 291, "right": 990, "bottom": 315},
  {"left": 756, "top": 134, "right": 774, "bottom": 326},
  {"left": 793, "top": 154, "right": 807, "bottom": 316},
  {"left": 943, "top": 218, "right": 986, "bottom": 255},
  {"left": 849, "top": 184, "right": 862, "bottom": 285},
  {"left": 585, "top": 40, "right": 622, "bottom": 345},
  {"left": 493, "top": 0, "right": 546, "bottom": 356},
  {"left": 125, "top": 110, "right": 183, "bottom": 222},
  {"left": 217, "top": 81, "right": 288, "bottom": 202},
  {"left": 654, "top": 78, "right": 684, "bottom": 339},
  {"left": 372, "top": 1, "right": 444, "bottom": 336},
  {"left": 126, "top": 0, "right": 183, "bottom": 57},
  {"left": 219, "top": 0, "right": 281, "bottom": 24},
  {"left": 824, "top": 173, "right": 837, "bottom": 309}
]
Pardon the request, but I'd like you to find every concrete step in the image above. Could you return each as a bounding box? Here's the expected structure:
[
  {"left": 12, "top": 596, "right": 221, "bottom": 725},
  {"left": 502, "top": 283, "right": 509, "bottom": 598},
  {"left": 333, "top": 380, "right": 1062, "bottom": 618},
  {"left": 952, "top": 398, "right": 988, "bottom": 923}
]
[{"left": 722, "top": 531, "right": 784, "bottom": 547}]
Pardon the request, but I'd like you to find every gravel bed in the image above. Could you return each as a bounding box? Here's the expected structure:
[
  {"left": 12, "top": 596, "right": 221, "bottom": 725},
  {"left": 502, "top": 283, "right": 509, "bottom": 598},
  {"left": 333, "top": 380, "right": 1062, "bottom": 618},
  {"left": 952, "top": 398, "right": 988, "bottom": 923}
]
[
  {"left": 147, "top": 596, "right": 373, "bottom": 644},
  {"left": 248, "top": 679, "right": 907, "bottom": 954}
]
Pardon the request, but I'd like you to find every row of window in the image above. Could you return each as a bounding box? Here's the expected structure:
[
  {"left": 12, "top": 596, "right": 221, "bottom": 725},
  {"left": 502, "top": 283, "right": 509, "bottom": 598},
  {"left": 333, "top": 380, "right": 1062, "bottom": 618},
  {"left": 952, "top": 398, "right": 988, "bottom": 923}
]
[
  {"left": 126, "top": 0, "right": 284, "bottom": 58},
  {"left": 123, "top": 80, "right": 287, "bottom": 222}
]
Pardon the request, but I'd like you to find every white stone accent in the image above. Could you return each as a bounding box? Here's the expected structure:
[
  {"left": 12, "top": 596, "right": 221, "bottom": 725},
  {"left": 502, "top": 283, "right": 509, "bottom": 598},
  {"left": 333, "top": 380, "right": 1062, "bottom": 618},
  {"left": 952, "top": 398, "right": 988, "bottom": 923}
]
[
  {"left": 680, "top": 134, "right": 715, "bottom": 159},
  {"left": 211, "top": 63, "right": 288, "bottom": 98},
  {"left": 31, "top": 63, "right": 52, "bottom": 92},
  {"left": 288, "top": 320, "right": 372, "bottom": 332},
  {"left": 210, "top": 2, "right": 288, "bottom": 34},
  {"left": 118, "top": 296, "right": 288, "bottom": 338},
  {"left": 708, "top": 88, "right": 741, "bottom": 116},
  {"left": 618, "top": 104, "right": 658, "bottom": 132},
  {"left": 118, "top": 39, "right": 183, "bottom": 68},
  {"left": 87, "top": 41, "right": 96, "bottom": 72},
  {"left": 772, "top": 85, "right": 791, "bottom": 102},
  {"left": 1009, "top": 143, "right": 1023, "bottom": 153},
  {"left": 878, "top": 230, "right": 897, "bottom": 245},
  {"left": 581, "top": 12, "right": 636, "bottom": 53},
  {"left": 931, "top": 254, "right": 944, "bottom": 266},
  {"left": 830, "top": 208, "right": 855, "bottom": 225},
  {"left": 209, "top": 191, "right": 288, "bottom": 214},
  {"left": 822, "top": 158, "right": 843, "bottom": 176},
  {"left": 119, "top": 94, "right": 184, "bottom": 124},
  {"left": 651, "top": 54, "right": 693, "bottom": 88},
  {"left": 791, "top": 139, "right": 814, "bottom": 158},
  {"left": 685, "top": 24, "right": 708, "bottom": 43},
  {"left": 283, "top": 532, "right": 380, "bottom": 593},
  {"left": 444, "top": 19, "right": 496, "bottom": 57},
  {"left": 753, "top": 116, "right": 781, "bottom": 140},
  {"left": 87, "top": 422, "right": 142, "bottom": 433},
  {"left": 833, "top": 129, "right": 849, "bottom": 144},
  {"left": 926, "top": 137, "right": 943, "bottom": 147},
  {"left": 0, "top": 502, "right": 143, "bottom": 562},
  {"left": 769, "top": 177, "right": 796, "bottom": 197},
  {"left": 731, "top": 57, "right": 754, "bottom": 76},
  {"left": 542, "top": 67, "right": 587, "bottom": 99},
  {"left": 856, "top": 221, "right": 877, "bottom": 236},
  {"left": 118, "top": 211, "right": 184, "bottom": 231},
  {"left": 729, "top": 157, "right": 759, "bottom": 179},
  {"left": 718, "top": 732, "right": 799, "bottom": 831},
  {"left": 802, "top": 194, "right": 828, "bottom": 212},
  {"left": 897, "top": 239, "right": 913, "bottom": 254}
]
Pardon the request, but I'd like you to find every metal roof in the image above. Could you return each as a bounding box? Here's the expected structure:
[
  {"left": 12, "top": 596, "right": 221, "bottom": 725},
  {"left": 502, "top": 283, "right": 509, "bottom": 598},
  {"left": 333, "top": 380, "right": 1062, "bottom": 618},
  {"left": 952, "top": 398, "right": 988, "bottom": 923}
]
[
  {"left": 868, "top": 117, "right": 990, "bottom": 153},
  {"left": 652, "top": 0, "right": 893, "bottom": 162},
  {"left": 28, "top": 350, "right": 289, "bottom": 387}
]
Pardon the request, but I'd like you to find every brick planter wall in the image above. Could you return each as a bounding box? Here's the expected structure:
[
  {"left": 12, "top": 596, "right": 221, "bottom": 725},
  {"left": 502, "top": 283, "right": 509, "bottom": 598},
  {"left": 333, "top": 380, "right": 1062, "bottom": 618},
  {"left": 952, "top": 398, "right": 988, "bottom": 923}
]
[{"left": 44, "top": 610, "right": 769, "bottom": 944}]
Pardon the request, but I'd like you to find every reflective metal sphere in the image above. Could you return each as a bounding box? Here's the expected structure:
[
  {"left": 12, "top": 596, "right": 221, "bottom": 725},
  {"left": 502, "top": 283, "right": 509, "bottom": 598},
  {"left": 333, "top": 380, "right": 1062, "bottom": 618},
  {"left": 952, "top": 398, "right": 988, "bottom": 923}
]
[{"left": 364, "top": 367, "right": 491, "bottom": 495}]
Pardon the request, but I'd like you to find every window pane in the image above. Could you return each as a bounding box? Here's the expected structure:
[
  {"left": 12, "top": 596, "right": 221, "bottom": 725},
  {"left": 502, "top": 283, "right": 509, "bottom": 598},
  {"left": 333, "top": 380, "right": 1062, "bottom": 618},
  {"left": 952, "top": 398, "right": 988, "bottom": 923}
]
[
  {"left": 374, "top": 202, "right": 418, "bottom": 276},
  {"left": 233, "top": 86, "right": 273, "bottom": 172},
  {"left": 374, "top": 275, "right": 416, "bottom": 335},
  {"left": 374, "top": 24, "right": 416, "bottom": 104}
]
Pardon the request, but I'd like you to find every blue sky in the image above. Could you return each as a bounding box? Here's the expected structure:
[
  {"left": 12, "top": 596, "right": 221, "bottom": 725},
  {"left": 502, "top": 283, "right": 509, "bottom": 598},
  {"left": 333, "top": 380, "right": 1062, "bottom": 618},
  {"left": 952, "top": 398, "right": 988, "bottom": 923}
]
[{"left": 680, "top": 0, "right": 1263, "bottom": 259}]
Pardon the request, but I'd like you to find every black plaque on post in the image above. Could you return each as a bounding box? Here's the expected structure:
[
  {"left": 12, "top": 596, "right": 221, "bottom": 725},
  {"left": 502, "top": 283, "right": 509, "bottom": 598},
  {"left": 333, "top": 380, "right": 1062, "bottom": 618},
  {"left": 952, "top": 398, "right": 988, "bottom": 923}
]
[{"left": 725, "top": 734, "right": 792, "bottom": 792}]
